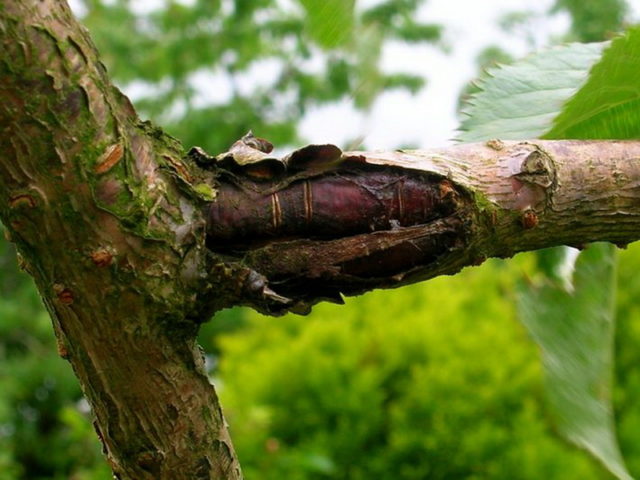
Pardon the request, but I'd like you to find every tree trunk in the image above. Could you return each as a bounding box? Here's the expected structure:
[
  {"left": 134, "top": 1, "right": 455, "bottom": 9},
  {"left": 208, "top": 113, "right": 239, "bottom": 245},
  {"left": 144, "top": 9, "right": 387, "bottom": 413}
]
[
  {"left": 0, "top": 2, "right": 241, "bottom": 479},
  {"left": 2, "top": 2, "right": 640, "bottom": 479}
]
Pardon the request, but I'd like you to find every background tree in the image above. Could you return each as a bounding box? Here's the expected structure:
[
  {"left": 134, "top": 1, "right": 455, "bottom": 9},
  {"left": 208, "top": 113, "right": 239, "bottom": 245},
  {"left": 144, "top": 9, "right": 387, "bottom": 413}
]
[{"left": 78, "top": 0, "right": 441, "bottom": 154}]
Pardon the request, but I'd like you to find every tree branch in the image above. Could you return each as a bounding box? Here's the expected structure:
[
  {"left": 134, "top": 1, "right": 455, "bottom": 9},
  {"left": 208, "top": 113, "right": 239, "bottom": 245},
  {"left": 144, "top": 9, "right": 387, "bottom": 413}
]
[{"left": 203, "top": 138, "right": 640, "bottom": 314}]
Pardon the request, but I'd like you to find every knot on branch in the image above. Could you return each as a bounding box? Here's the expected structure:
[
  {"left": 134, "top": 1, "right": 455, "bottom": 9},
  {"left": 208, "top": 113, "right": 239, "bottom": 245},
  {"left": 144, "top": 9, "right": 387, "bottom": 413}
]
[{"left": 507, "top": 143, "right": 556, "bottom": 212}]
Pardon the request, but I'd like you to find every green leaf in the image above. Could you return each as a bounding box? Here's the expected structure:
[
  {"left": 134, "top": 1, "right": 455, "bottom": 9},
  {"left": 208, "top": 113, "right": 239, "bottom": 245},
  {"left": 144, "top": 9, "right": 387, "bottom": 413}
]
[
  {"left": 298, "top": 0, "right": 355, "bottom": 49},
  {"left": 458, "top": 42, "right": 605, "bottom": 142},
  {"left": 545, "top": 27, "right": 640, "bottom": 139},
  {"left": 518, "top": 244, "right": 631, "bottom": 480}
]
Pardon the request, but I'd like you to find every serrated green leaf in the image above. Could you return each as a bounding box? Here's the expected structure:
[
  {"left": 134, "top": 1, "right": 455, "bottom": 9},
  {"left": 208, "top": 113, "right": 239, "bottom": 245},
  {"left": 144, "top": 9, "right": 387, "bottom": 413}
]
[
  {"left": 458, "top": 42, "right": 605, "bottom": 142},
  {"left": 545, "top": 27, "right": 640, "bottom": 139},
  {"left": 518, "top": 244, "right": 631, "bottom": 480}
]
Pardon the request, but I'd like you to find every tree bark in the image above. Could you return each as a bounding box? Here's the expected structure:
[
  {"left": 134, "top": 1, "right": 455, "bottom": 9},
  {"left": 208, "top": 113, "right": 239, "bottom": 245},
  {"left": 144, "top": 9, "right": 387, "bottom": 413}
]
[
  {"left": 2, "top": 2, "right": 640, "bottom": 479},
  {"left": 0, "top": 2, "right": 241, "bottom": 479}
]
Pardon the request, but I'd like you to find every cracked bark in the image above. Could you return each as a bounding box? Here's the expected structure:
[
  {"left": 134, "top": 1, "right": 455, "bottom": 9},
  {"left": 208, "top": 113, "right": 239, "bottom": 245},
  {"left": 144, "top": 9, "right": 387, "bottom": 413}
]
[{"left": 2, "top": 1, "right": 640, "bottom": 479}]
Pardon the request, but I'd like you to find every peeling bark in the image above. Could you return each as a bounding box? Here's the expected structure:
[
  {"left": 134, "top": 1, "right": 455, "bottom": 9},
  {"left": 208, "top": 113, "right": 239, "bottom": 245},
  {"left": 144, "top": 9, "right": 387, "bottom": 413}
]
[{"left": 2, "top": 1, "right": 640, "bottom": 479}]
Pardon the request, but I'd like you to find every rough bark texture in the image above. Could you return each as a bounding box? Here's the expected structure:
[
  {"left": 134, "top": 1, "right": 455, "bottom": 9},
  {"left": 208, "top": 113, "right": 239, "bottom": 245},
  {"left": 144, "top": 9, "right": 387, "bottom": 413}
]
[
  {"left": 3, "top": 2, "right": 640, "bottom": 479},
  {"left": 0, "top": 2, "right": 241, "bottom": 479}
]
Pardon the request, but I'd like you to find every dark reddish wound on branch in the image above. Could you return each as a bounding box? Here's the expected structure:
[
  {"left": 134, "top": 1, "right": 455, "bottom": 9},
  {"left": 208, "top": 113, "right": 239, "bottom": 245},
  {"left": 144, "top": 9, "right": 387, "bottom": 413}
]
[
  {"left": 194, "top": 136, "right": 471, "bottom": 313},
  {"left": 207, "top": 166, "right": 454, "bottom": 247}
]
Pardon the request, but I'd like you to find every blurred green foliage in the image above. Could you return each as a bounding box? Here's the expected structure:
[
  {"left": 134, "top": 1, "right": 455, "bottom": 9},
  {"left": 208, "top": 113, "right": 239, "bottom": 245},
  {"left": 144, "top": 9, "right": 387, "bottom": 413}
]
[
  {"left": 79, "top": 0, "right": 441, "bottom": 154},
  {"left": 552, "top": 0, "right": 629, "bottom": 42},
  {"left": 209, "top": 243, "right": 640, "bottom": 479},
  {"left": 615, "top": 246, "right": 640, "bottom": 476},
  {"left": 214, "top": 258, "right": 602, "bottom": 479}
]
